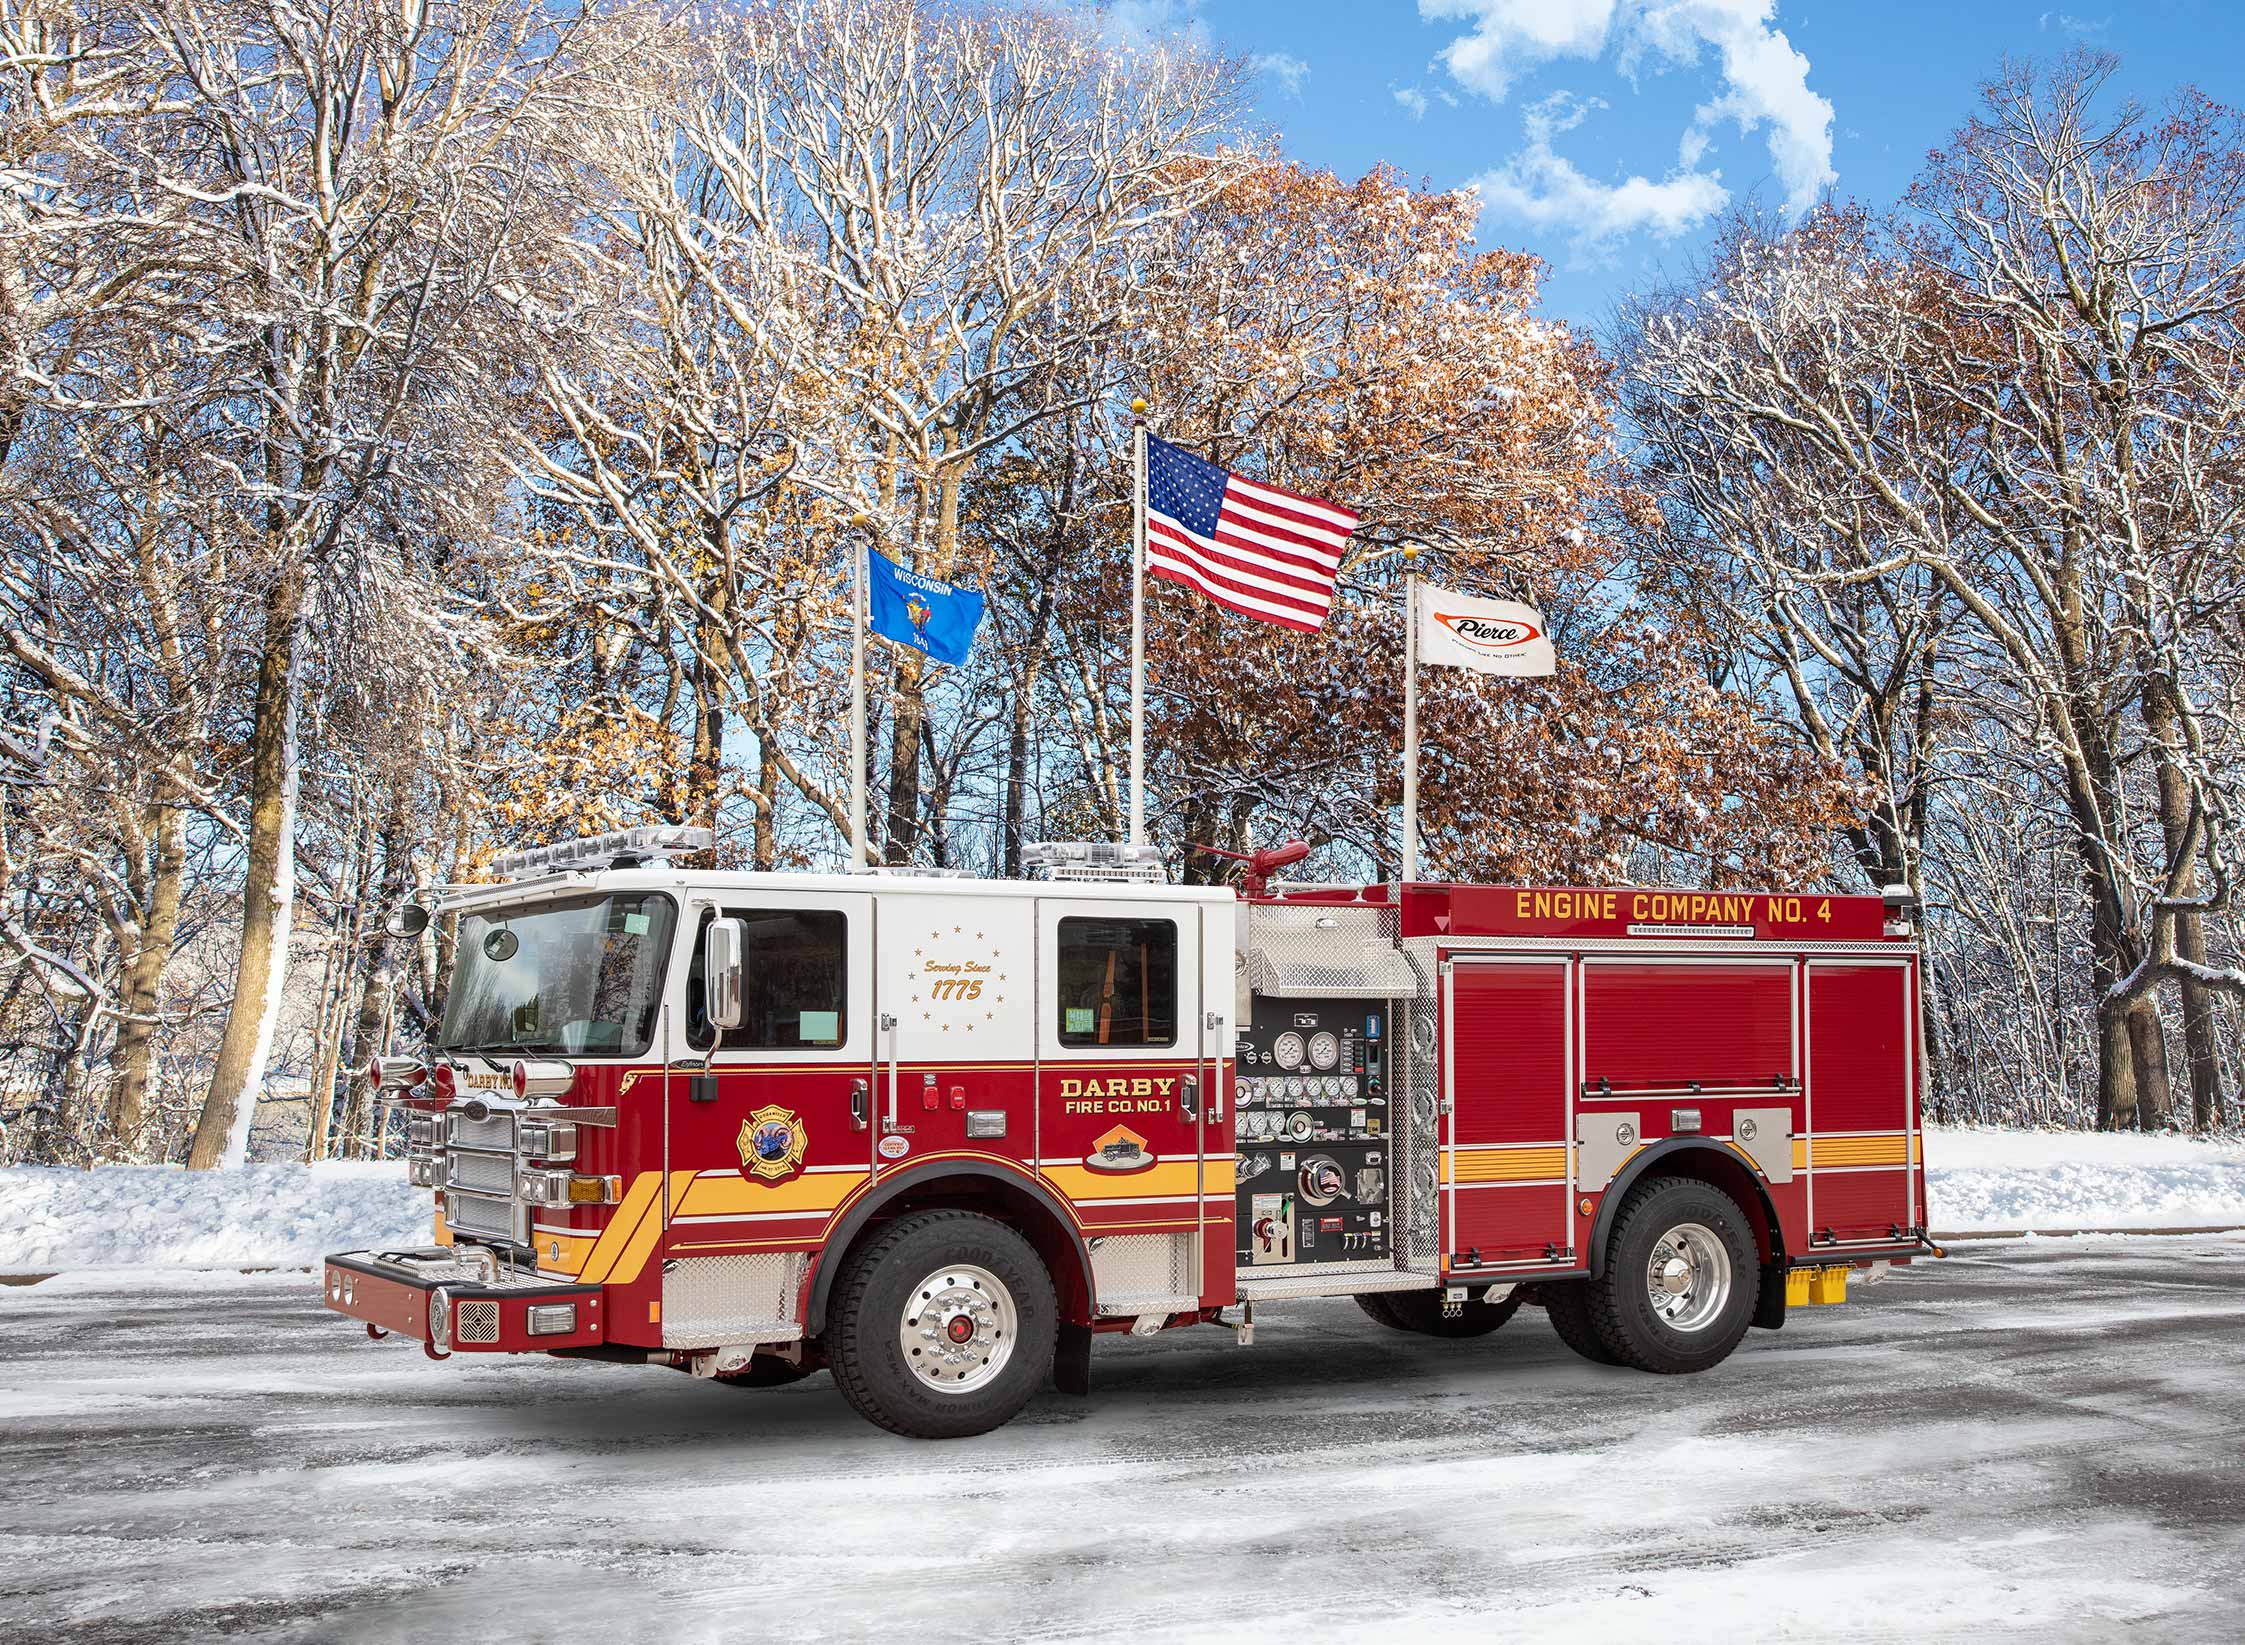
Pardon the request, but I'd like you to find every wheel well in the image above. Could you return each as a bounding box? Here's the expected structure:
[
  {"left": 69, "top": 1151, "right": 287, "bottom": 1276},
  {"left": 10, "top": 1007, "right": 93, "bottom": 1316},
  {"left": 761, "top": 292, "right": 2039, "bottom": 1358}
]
[
  {"left": 1587, "top": 1142, "right": 1784, "bottom": 1275},
  {"left": 804, "top": 1167, "right": 1094, "bottom": 1336}
]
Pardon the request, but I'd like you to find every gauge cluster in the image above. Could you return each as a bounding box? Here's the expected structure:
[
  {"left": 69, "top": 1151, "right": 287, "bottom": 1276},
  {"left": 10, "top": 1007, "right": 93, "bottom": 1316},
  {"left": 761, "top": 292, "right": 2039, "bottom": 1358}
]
[{"left": 1235, "top": 996, "right": 1393, "bottom": 1266}]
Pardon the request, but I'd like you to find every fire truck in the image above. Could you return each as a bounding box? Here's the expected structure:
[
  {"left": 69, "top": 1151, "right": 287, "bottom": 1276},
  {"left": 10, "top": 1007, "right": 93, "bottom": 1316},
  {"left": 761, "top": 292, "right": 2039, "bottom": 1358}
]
[{"left": 323, "top": 826, "right": 1936, "bottom": 1438}]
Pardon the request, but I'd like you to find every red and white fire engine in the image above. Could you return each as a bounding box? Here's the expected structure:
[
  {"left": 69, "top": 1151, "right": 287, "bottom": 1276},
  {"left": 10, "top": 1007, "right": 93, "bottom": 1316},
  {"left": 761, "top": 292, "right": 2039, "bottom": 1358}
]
[{"left": 325, "top": 826, "right": 1936, "bottom": 1438}]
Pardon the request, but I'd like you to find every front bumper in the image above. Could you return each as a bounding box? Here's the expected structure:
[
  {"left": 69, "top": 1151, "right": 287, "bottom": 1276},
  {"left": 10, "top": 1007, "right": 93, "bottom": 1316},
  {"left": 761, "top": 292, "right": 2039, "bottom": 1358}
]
[{"left": 324, "top": 1248, "right": 606, "bottom": 1354}]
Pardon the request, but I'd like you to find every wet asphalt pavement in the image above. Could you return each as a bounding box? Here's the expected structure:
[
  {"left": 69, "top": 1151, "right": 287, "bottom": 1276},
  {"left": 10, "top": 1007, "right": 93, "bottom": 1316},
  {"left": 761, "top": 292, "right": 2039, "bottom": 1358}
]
[{"left": 2, "top": 1236, "right": 2242, "bottom": 1643}]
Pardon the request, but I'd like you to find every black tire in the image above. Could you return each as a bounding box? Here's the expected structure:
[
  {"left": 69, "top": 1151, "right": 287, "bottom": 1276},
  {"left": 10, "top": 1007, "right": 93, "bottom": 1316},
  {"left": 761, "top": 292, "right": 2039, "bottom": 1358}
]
[
  {"left": 1587, "top": 1176, "right": 1760, "bottom": 1374},
  {"left": 1541, "top": 1279, "right": 1624, "bottom": 1365},
  {"left": 1355, "top": 1292, "right": 1409, "bottom": 1330},
  {"left": 716, "top": 1354, "right": 819, "bottom": 1389},
  {"left": 1359, "top": 1286, "right": 1522, "bottom": 1338},
  {"left": 825, "top": 1210, "right": 1057, "bottom": 1439}
]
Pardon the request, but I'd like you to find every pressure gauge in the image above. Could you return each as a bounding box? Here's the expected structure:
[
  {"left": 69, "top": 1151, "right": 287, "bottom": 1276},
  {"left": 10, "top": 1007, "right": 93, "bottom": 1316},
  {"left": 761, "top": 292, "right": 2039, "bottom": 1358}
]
[
  {"left": 1283, "top": 1077, "right": 1304, "bottom": 1100},
  {"left": 1307, "top": 1031, "right": 1340, "bottom": 1071},
  {"left": 1272, "top": 1032, "right": 1306, "bottom": 1071}
]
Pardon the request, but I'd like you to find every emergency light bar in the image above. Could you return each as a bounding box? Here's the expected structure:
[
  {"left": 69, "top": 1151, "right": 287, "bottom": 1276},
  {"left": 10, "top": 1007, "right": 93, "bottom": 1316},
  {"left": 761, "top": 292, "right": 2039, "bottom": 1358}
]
[
  {"left": 1022, "top": 840, "right": 1166, "bottom": 883},
  {"left": 494, "top": 825, "right": 714, "bottom": 880}
]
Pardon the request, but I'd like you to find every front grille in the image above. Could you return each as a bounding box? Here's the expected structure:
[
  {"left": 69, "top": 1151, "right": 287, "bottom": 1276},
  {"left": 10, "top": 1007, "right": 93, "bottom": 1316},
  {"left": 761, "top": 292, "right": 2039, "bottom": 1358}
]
[
  {"left": 445, "top": 1150, "right": 515, "bottom": 1195},
  {"left": 448, "top": 1110, "right": 515, "bottom": 1151},
  {"left": 455, "top": 1299, "right": 502, "bottom": 1344},
  {"left": 445, "top": 1191, "right": 521, "bottom": 1242}
]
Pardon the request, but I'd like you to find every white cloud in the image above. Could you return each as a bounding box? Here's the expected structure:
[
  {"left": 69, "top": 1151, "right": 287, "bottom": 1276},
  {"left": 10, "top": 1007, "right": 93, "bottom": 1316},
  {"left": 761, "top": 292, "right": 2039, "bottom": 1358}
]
[
  {"left": 1394, "top": 83, "right": 1431, "bottom": 120},
  {"left": 1466, "top": 90, "right": 1728, "bottom": 247},
  {"left": 1252, "top": 50, "right": 1310, "bottom": 98},
  {"left": 2041, "top": 11, "right": 2110, "bottom": 37},
  {"left": 1424, "top": 0, "right": 1834, "bottom": 229}
]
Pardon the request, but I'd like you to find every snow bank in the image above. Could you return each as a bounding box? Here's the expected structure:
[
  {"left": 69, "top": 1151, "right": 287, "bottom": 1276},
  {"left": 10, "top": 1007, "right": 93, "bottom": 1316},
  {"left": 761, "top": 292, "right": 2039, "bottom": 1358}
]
[
  {"left": 1925, "top": 1125, "right": 2245, "bottom": 1232},
  {"left": 0, "top": 1162, "right": 427, "bottom": 1271},
  {"left": 5, "top": 1129, "right": 2244, "bottom": 1270}
]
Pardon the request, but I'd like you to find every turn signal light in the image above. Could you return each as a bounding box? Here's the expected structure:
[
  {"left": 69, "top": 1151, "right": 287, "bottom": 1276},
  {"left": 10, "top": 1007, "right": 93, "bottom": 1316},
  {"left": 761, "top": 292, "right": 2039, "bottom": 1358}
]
[{"left": 566, "top": 1174, "right": 621, "bottom": 1205}]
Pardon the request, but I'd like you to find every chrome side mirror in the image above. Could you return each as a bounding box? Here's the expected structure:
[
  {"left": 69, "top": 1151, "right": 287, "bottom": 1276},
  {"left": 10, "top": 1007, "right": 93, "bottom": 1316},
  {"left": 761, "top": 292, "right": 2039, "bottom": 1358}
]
[
  {"left": 705, "top": 916, "right": 747, "bottom": 1031},
  {"left": 385, "top": 902, "right": 431, "bottom": 939}
]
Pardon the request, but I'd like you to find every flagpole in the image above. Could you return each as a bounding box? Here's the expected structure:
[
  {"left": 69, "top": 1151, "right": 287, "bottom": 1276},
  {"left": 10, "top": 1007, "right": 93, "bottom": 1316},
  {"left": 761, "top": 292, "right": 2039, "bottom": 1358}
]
[
  {"left": 1128, "top": 398, "right": 1148, "bottom": 847},
  {"left": 848, "top": 512, "right": 869, "bottom": 871},
  {"left": 1401, "top": 543, "right": 1420, "bottom": 882}
]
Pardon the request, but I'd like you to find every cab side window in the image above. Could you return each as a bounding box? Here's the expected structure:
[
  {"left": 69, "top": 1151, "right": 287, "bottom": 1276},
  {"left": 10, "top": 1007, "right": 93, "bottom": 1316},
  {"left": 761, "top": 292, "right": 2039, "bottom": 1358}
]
[
  {"left": 688, "top": 907, "right": 848, "bottom": 1050},
  {"left": 1055, "top": 917, "right": 1177, "bottom": 1047}
]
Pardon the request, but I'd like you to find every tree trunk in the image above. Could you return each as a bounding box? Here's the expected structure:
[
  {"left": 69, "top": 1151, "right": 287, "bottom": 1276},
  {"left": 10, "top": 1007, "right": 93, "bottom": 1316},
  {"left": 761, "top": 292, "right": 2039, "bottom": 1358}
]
[
  {"left": 2143, "top": 672, "right": 2227, "bottom": 1129},
  {"left": 307, "top": 799, "right": 384, "bottom": 1162},
  {"left": 187, "top": 569, "right": 309, "bottom": 1169},
  {"left": 752, "top": 740, "right": 780, "bottom": 870},
  {"left": 108, "top": 799, "right": 186, "bottom": 1155},
  {"left": 2125, "top": 999, "right": 2174, "bottom": 1131}
]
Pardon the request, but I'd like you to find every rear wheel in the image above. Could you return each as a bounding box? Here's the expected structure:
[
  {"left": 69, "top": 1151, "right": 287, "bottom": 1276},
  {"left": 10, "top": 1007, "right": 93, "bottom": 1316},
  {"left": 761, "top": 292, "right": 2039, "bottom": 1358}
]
[
  {"left": 1539, "top": 1280, "right": 1623, "bottom": 1365},
  {"left": 1359, "top": 1286, "right": 1521, "bottom": 1338},
  {"left": 1587, "top": 1177, "right": 1759, "bottom": 1374},
  {"left": 826, "top": 1210, "right": 1057, "bottom": 1438}
]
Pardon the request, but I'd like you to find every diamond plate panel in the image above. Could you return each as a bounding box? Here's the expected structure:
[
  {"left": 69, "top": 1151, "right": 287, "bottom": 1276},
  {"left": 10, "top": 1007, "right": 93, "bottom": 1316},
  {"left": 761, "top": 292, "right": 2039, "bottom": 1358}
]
[
  {"left": 1089, "top": 1232, "right": 1195, "bottom": 1313},
  {"left": 1243, "top": 903, "right": 1417, "bottom": 997},
  {"left": 661, "top": 1253, "right": 809, "bottom": 1349}
]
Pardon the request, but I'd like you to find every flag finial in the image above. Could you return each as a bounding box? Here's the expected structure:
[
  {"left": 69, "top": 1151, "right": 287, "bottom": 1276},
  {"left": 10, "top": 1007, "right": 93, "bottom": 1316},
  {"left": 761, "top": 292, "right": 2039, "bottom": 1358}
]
[
  {"left": 1130, "top": 398, "right": 1148, "bottom": 416},
  {"left": 1403, "top": 544, "right": 1420, "bottom": 563}
]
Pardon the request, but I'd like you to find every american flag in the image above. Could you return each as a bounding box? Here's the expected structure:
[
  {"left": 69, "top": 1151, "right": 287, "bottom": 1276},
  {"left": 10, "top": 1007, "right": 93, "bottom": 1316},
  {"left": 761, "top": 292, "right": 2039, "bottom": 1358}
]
[{"left": 1143, "top": 434, "right": 1357, "bottom": 633}]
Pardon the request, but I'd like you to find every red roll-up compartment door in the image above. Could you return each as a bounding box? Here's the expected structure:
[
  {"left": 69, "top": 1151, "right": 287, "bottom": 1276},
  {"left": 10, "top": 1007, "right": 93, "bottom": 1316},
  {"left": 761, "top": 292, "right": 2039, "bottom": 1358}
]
[
  {"left": 1580, "top": 960, "right": 1795, "bottom": 1095},
  {"left": 1445, "top": 959, "right": 1573, "bottom": 1268},
  {"left": 1806, "top": 962, "right": 1919, "bottom": 1244}
]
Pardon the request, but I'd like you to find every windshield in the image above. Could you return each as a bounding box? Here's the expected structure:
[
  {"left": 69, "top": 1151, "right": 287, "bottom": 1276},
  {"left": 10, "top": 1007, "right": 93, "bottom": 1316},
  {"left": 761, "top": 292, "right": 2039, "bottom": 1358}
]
[{"left": 438, "top": 893, "right": 677, "bottom": 1057}]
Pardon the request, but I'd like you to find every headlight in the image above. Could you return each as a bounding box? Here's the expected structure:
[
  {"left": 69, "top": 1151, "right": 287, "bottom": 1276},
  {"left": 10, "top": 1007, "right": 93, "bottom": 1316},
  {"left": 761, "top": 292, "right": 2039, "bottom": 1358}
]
[
  {"left": 517, "top": 1169, "right": 572, "bottom": 1206},
  {"left": 518, "top": 1120, "right": 579, "bottom": 1163}
]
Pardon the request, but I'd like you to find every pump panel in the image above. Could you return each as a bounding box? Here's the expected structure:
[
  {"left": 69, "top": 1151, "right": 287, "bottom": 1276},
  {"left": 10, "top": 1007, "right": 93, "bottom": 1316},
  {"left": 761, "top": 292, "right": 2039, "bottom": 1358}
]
[{"left": 1235, "top": 996, "right": 1394, "bottom": 1265}]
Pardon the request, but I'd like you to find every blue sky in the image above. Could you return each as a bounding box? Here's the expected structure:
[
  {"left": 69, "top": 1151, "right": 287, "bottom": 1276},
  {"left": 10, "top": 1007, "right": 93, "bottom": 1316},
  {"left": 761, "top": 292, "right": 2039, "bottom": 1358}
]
[{"left": 1116, "top": 0, "right": 2245, "bottom": 332}]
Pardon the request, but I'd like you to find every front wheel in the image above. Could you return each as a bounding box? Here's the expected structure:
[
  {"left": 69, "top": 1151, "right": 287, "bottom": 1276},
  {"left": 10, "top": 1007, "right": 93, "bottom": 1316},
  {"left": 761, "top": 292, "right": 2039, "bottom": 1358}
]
[
  {"left": 1586, "top": 1177, "right": 1760, "bottom": 1374},
  {"left": 825, "top": 1210, "right": 1057, "bottom": 1438}
]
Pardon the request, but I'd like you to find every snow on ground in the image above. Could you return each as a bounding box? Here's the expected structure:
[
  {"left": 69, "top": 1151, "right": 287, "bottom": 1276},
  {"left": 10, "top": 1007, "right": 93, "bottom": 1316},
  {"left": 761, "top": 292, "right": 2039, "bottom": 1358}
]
[
  {"left": 0, "top": 1161, "right": 426, "bottom": 1271},
  {"left": 2, "top": 1126, "right": 2243, "bottom": 1273},
  {"left": 3, "top": 1238, "right": 2242, "bottom": 1642},
  {"left": 1924, "top": 1125, "right": 2245, "bottom": 1231}
]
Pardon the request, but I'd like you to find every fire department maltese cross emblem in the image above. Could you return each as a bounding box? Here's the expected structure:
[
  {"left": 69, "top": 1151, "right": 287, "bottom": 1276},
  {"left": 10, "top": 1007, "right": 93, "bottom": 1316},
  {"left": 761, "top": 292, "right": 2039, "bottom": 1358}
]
[{"left": 739, "top": 1105, "right": 807, "bottom": 1182}]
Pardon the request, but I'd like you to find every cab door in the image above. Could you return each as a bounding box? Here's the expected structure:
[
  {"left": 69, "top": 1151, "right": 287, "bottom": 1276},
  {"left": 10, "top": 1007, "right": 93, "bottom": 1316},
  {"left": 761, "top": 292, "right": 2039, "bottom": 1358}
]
[
  {"left": 663, "top": 889, "right": 877, "bottom": 1276},
  {"left": 869, "top": 892, "right": 1038, "bottom": 1174},
  {"left": 1037, "top": 897, "right": 1205, "bottom": 1313}
]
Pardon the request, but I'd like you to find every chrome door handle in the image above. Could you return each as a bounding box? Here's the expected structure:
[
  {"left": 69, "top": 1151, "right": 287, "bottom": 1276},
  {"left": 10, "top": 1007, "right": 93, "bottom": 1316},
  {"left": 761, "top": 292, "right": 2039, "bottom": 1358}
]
[
  {"left": 1180, "top": 1074, "right": 1199, "bottom": 1122},
  {"left": 850, "top": 1078, "right": 869, "bottom": 1131}
]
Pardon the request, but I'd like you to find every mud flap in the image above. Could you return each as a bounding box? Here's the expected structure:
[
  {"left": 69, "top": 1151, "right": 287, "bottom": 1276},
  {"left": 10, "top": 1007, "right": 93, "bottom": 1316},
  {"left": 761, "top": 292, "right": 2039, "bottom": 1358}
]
[
  {"left": 1752, "top": 1260, "right": 1786, "bottom": 1330},
  {"left": 1053, "top": 1322, "right": 1092, "bottom": 1397}
]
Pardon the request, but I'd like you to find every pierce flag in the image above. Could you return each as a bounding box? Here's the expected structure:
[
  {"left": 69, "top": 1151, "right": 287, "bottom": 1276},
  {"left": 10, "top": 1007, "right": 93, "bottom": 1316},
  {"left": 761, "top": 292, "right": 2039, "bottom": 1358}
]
[{"left": 1414, "top": 582, "right": 1555, "bottom": 677}]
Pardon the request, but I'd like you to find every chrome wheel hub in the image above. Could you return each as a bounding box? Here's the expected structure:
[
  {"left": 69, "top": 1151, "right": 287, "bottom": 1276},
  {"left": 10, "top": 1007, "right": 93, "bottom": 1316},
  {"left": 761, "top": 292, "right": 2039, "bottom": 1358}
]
[
  {"left": 1644, "top": 1222, "right": 1731, "bottom": 1333},
  {"left": 899, "top": 1263, "right": 1016, "bottom": 1393}
]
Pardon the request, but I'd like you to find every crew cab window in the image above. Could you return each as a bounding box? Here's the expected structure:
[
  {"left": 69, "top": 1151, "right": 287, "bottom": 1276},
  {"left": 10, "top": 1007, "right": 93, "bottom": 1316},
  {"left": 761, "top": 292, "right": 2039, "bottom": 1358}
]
[
  {"left": 1055, "top": 917, "right": 1176, "bottom": 1047},
  {"left": 688, "top": 907, "right": 848, "bottom": 1051}
]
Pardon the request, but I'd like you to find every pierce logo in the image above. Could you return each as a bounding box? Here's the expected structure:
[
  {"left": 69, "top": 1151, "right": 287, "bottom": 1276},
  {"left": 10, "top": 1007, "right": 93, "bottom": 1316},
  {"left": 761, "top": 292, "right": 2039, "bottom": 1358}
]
[{"left": 1437, "top": 612, "right": 1541, "bottom": 651}]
